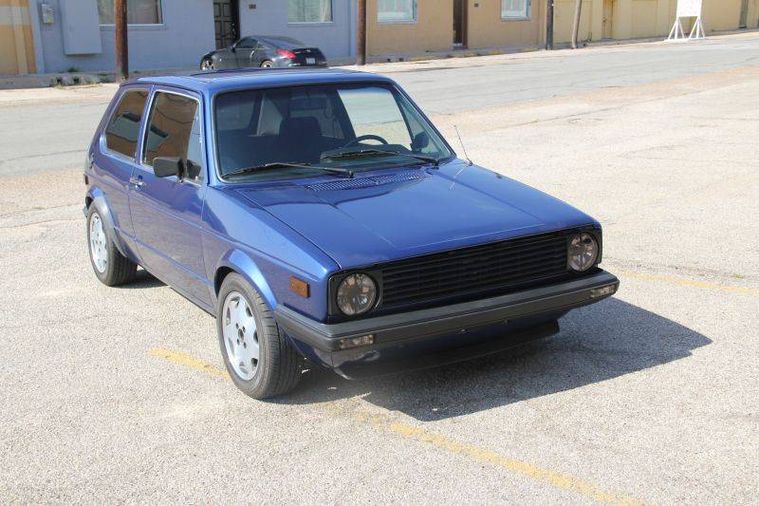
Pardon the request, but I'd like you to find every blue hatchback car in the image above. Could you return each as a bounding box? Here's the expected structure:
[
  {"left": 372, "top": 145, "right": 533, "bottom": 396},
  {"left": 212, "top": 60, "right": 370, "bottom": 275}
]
[{"left": 85, "top": 68, "right": 619, "bottom": 399}]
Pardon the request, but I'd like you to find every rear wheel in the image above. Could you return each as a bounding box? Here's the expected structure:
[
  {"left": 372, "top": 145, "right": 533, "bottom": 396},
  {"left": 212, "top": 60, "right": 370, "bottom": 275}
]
[
  {"left": 86, "top": 206, "right": 137, "bottom": 286},
  {"left": 200, "top": 58, "right": 215, "bottom": 71},
  {"left": 217, "top": 273, "right": 302, "bottom": 399},
  {"left": 260, "top": 60, "right": 273, "bottom": 68}
]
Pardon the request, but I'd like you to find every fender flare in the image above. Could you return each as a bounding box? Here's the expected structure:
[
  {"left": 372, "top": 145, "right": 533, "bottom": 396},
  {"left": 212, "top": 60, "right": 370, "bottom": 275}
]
[
  {"left": 85, "top": 188, "right": 129, "bottom": 258},
  {"left": 214, "top": 249, "right": 277, "bottom": 311}
]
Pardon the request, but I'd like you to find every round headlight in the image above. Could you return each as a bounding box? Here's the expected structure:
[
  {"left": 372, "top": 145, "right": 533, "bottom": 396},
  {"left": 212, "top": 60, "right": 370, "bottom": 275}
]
[
  {"left": 336, "top": 273, "right": 377, "bottom": 316},
  {"left": 568, "top": 233, "right": 599, "bottom": 272}
]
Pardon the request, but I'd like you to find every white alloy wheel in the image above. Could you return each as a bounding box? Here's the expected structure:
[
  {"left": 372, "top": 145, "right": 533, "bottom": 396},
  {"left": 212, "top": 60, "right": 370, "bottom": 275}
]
[
  {"left": 222, "top": 291, "right": 260, "bottom": 380},
  {"left": 89, "top": 213, "right": 108, "bottom": 274}
]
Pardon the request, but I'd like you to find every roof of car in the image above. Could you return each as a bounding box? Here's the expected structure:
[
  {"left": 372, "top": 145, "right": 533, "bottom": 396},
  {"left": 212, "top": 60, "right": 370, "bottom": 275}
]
[{"left": 130, "top": 68, "right": 394, "bottom": 95}]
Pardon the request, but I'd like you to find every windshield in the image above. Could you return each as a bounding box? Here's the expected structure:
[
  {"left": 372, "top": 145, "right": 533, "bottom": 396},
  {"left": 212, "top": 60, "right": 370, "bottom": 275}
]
[{"left": 214, "top": 83, "right": 453, "bottom": 180}]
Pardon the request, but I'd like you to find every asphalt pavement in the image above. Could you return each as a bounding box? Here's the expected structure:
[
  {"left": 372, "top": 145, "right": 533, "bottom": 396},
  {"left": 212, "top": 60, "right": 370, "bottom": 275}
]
[{"left": 1, "top": 33, "right": 757, "bottom": 504}]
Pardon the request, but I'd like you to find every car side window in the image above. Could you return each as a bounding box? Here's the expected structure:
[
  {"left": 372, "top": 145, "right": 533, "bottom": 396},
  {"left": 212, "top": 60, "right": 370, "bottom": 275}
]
[
  {"left": 104, "top": 89, "right": 148, "bottom": 158},
  {"left": 143, "top": 92, "right": 205, "bottom": 182},
  {"left": 237, "top": 38, "right": 257, "bottom": 49}
]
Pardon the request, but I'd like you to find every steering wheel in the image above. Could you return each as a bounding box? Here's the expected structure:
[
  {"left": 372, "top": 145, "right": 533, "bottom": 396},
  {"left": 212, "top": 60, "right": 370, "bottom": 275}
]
[{"left": 342, "top": 134, "right": 389, "bottom": 148}]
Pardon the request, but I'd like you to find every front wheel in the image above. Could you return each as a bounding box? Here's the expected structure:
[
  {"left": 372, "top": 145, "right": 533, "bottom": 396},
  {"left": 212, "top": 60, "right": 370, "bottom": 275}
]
[
  {"left": 86, "top": 206, "right": 137, "bottom": 286},
  {"left": 217, "top": 273, "right": 302, "bottom": 399}
]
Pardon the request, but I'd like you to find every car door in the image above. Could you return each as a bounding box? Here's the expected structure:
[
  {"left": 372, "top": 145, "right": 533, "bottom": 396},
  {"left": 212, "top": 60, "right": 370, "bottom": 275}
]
[
  {"left": 234, "top": 37, "right": 258, "bottom": 67},
  {"left": 128, "top": 88, "right": 210, "bottom": 306},
  {"left": 214, "top": 47, "right": 236, "bottom": 69},
  {"left": 93, "top": 87, "right": 150, "bottom": 250}
]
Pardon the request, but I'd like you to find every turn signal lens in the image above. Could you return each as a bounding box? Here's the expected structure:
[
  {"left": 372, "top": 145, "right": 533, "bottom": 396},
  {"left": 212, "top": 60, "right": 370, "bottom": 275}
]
[
  {"left": 591, "top": 284, "right": 617, "bottom": 298},
  {"left": 338, "top": 334, "right": 375, "bottom": 350},
  {"left": 289, "top": 276, "right": 310, "bottom": 298}
]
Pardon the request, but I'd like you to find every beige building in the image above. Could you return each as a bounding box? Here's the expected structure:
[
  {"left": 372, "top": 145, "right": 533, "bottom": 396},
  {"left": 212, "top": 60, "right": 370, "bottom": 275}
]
[
  {"left": 367, "top": 0, "right": 759, "bottom": 58},
  {"left": 554, "top": 0, "right": 759, "bottom": 43},
  {"left": 0, "top": 0, "right": 36, "bottom": 74}
]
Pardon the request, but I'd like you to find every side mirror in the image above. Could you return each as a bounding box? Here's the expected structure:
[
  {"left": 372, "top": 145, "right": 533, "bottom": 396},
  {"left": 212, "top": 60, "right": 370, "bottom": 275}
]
[
  {"left": 411, "top": 132, "right": 430, "bottom": 151},
  {"left": 153, "top": 157, "right": 183, "bottom": 178}
]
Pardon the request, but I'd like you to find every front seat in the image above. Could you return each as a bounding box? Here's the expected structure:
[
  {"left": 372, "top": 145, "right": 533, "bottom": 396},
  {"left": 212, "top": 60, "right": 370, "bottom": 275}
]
[{"left": 277, "top": 117, "right": 323, "bottom": 164}]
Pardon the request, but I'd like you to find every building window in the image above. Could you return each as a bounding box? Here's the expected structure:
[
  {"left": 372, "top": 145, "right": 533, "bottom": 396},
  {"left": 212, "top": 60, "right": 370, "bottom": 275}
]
[
  {"left": 97, "top": 0, "right": 163, "bottom": 25},
  {"left": 378, "top": 0, "right": 417, "bottom": 23},
  {"left": 501, "top": 0, "right": 530, "bottom": 20},
  {"left": 288, "top": 0, "right": 333, "bottom": 23}
]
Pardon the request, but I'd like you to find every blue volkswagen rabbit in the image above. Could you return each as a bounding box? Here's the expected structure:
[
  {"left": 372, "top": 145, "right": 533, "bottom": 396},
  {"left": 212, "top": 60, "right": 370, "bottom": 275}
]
[{"left": 84, "top": 69, "right": 619, "bottom": 399}]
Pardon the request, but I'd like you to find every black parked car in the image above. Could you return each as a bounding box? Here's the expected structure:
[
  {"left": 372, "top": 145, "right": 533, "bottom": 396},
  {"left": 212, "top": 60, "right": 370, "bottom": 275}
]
[{"left": 200, "top": 36, "right": 327, "bottom": 70}]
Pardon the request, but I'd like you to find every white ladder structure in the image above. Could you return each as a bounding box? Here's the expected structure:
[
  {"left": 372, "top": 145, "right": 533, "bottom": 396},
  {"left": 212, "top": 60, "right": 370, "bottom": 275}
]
[{"left": 667, "top": 0, "right": 706, "bottom": 41}]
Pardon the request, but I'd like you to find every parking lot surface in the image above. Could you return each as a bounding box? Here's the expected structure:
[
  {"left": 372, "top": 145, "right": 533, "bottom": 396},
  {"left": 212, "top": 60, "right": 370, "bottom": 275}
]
[{"left": 1, "top": 34, "right": 758, "bottom": 504}]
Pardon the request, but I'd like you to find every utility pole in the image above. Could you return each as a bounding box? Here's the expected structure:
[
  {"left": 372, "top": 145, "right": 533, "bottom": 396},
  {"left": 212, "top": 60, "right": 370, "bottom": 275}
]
[
  {"left": 571, "top": 0, "right": 582, "bottom": 49},
  {"left": 356, "top": 0, "right": 367, "bottom": 65},
  {"left": 545, "top": 0, "right": 554, "bottom": 50},
  {"left": 115, "top": 0, "right": 129, "bottom": 81}
]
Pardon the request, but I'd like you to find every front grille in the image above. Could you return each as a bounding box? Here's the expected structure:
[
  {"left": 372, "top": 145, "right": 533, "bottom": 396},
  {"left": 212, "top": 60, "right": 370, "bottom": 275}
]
[{"left": 380, "top": 231, "right": 572, "bottom": 309}]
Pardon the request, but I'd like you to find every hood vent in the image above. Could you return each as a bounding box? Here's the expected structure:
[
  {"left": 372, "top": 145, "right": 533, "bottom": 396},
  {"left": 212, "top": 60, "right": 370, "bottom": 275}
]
[{"left": 307, "top": 171, "right": 425, "bottom": 192}]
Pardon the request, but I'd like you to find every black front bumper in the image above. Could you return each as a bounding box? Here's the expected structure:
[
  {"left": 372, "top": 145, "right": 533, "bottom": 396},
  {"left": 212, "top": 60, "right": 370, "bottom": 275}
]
[{"left": 275, "top": 270, "right": 619, "bottom": 375}]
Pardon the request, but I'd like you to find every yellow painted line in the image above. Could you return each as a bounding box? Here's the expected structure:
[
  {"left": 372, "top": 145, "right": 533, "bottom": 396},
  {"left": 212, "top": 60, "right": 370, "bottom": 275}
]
[
  {"left": 619, "top": 270, "right": 759, "bottom": 297},
  {"left": 384, "top": 421, "right": 645, "bottom": 505},
  {"left": 150, "top": 349, "right": 646, "bottom": 504},
  {"left": 148, "top": 348, "right": 229, "bottom": 379}
]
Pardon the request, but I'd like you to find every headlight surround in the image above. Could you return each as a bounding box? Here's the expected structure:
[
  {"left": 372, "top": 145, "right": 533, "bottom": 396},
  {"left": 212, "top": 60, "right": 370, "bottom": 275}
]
[
  {"left": 336, "top": 273, "right": 378, "bottom": 316},
  {"left": 568, "top": 232, "right": 599, "bottom": 272}
]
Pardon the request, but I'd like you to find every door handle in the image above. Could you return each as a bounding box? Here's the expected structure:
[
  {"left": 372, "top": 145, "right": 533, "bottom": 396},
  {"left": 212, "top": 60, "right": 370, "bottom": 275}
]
[{"left": 129, "top": 176, "right": 145, "bottom": 188}]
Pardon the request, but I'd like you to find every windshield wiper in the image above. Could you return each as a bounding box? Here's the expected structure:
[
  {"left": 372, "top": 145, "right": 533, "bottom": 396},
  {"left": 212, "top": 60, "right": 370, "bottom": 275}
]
[
  {"left": 321, "top": 148, "right": 440, "bottom": 166},
  {"left": 224, "top": 162, "right": 354, "bottom": 179}
]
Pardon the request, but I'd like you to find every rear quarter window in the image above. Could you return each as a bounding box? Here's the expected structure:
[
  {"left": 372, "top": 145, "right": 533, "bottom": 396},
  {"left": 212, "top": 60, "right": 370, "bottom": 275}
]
[{"left": 104, "top": 89, "right": 149, "bottom": 158}]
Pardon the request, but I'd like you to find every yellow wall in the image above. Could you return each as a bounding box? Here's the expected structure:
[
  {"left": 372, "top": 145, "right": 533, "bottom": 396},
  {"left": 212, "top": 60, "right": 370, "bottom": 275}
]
[
  {"left": 751, "top": 0, "right": 759, "bottom": 28},
  {"left": 554, "top": 0, "right": 599, "bottom": 43},
  {"left": 367, "top": 0, "right": 454, "bottom": 56},
  {"left": 630, "top": 0, "right": 658, "bottom": 37},
  {"left": 553, "top": 0, "right": 756, "bottom": 44},
  {"left": 702, "top": 0, "right": 742, "bottom": 31},
  {"left": 0, "top": 0, "right": 36, "bottom": 74},
  {"left": 465, "top": 0, "right": 544, "bottom": 49}
]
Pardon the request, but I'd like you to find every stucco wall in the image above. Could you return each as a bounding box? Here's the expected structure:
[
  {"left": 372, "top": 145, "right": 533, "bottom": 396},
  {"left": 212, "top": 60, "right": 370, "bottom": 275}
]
[
  {"left": 367, "top": 0, "right": 453, "bottom": 56},
  {"left": 33, "top": 0, "right": 214, "bottom": 73},
  {"left": 466, "top": 0, "right": 545, "bottom": 49},
  {"left": 238, "top": 0, "right": 355, "bottom": 60}
]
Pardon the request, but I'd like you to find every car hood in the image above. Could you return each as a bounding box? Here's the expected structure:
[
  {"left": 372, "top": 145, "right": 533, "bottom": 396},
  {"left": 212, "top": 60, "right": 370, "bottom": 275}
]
[{"left": 235, "top": 160, "right": 598, "bottom": 269}]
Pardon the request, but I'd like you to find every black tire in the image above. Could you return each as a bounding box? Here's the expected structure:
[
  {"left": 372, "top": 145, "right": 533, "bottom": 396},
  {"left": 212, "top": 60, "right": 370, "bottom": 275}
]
[
  {"left": 217, "top": 273, "right": 302, "bottom": 399},
  {"left": 86, "top": 205, "right": 137, "bottom": 286},
  {"left": 200, "top": 58, "right": 215, "bottom": 71},
  {"left": 260, "top": 60, "right": 274, "bottom": 68}
]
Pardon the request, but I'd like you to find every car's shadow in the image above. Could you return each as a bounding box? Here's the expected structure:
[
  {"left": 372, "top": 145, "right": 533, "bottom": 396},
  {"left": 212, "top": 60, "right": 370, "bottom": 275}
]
[
  {"left": 118, "top": 269, "right": 165, "bottom": 289},
  {"left": 279, "top": 298, "right": 711, "bottom": 421}
]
